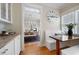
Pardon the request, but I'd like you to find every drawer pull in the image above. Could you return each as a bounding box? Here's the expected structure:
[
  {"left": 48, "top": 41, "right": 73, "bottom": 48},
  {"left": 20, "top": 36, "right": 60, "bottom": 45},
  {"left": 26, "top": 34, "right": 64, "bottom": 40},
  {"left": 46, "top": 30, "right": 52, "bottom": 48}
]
[{"left": 1, "top": 49, "right": 8, "bottom": 54}]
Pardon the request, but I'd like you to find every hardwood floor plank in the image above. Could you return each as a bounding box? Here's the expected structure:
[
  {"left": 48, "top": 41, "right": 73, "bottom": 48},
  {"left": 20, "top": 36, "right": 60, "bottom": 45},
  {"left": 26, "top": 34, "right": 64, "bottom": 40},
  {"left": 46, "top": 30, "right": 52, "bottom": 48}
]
[{"left": 20, "top": 42, "right": 56, "bottom": 55}]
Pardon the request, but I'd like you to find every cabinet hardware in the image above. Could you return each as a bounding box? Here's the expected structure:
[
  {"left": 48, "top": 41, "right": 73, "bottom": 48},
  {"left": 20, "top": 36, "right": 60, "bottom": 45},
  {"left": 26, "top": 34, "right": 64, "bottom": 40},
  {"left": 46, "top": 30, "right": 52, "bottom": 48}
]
[{"left": 1, "top": 49, "right": 8, "bottom": 54}]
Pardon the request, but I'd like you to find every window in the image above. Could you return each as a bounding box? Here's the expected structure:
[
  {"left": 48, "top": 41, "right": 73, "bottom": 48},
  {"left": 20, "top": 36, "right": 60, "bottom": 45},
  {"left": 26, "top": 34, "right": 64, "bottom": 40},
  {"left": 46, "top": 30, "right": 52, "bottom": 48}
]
[
  {"left": 75, "top": 10, "right": 79, "bottom": 34},
  {"left": 25, "top": 7, "right": 40, "bottom": 13},
  {"left": 24, "top": 7, "right": 40, "bottom": 32},
  {"left": 62, "top": 11, "right": 75, "bottom": 34},
  {"left": 62, "top": 10, "right": 79, "bottom": 34}
]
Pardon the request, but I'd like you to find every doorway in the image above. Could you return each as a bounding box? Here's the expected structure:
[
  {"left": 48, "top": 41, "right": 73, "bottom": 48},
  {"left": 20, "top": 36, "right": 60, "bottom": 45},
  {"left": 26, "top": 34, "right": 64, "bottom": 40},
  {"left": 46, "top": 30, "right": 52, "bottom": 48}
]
[{"left": 23, "top": 5, "right": 41, "bottom": 44}]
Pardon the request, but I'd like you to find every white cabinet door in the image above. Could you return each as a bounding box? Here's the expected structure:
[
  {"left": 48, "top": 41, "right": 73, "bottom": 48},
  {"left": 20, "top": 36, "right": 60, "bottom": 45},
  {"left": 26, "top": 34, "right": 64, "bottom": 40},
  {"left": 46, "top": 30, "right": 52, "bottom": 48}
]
[
  {"left": 0, "top": 40, "right": 15, "bottom": 55},
  {"left": 14, "top": 35, "right": 21, "bottom": 55},
  {"left": 3, "top": 40, "right": 15, "bottom": 55},
  {"left": 0, "top": 3, "right": 12, "bottom": 23}
]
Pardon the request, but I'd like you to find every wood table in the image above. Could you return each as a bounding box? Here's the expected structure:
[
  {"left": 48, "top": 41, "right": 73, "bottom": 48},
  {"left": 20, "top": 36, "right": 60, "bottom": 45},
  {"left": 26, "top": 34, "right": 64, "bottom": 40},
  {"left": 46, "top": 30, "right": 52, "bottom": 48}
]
[{"left": 49, "top": 34, "right": 79, "bottom": 55}]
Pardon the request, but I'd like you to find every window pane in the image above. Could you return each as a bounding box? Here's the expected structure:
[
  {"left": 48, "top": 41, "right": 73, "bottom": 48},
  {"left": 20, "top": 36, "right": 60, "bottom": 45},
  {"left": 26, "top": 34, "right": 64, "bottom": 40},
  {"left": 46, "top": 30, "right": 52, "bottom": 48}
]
[
  {"left": 63, "top": 12, "right": 75, "bottom": 24},
  {"left": 1, "top": 3, "right": 6, "bottom": 19},
  {"left": 76, "top": 11, "right": 79, "bottom": 34},
  {"left": 62, "top": 12, "right": 75, "bottom": 34}
]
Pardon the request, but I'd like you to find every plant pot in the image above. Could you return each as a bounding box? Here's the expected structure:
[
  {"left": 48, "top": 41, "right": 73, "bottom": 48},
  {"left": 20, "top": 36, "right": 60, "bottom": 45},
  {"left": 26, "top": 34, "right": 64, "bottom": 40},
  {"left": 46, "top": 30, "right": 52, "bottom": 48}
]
[{"left": 68, "top": 29, "right": 73, "bottom": 36}]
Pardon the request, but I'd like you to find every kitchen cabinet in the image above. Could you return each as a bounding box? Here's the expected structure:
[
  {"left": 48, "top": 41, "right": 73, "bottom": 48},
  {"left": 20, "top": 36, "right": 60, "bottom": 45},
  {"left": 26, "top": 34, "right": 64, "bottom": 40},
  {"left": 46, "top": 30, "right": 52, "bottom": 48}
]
[
  {"left": 0, "top": 39, "right": 15, "bottom": 55},
  {"left": 0, "top": 3, "right": 12, "bottom": 23},
  {"left": 14, "top": 35, "right": 21, "bottom": 55},
  {"left": 0, "top": 35, "right": 21, "bottom": 55}
]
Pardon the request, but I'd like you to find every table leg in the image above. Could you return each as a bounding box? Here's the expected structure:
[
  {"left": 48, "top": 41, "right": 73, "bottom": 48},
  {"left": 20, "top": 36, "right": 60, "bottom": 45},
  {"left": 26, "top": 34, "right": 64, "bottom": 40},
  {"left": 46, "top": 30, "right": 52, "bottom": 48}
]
[{"left": 56, "top": 40, "right": 61, "bottom": 55}]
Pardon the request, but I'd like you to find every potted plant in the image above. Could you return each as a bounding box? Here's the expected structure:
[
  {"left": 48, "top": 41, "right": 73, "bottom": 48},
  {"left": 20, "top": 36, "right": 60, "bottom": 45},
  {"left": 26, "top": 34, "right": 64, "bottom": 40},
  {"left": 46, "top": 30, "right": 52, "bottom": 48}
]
[{"left": 65, "top": 23, "right": 76, "bottom": 36}]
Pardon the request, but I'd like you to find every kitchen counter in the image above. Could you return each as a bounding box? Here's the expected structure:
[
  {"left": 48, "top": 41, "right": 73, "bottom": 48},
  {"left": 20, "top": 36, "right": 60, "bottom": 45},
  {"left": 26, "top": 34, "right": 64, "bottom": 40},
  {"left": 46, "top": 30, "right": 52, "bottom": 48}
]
[{"left": 0, "top": 34, "right": 19, "bottom": 49}]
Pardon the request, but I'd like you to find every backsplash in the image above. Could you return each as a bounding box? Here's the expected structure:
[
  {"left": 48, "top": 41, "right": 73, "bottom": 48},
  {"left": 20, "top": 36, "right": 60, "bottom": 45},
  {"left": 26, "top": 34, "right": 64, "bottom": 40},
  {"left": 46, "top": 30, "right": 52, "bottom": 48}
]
[{"left": 0, "top": 22, "right": 5, "bottom": 32}]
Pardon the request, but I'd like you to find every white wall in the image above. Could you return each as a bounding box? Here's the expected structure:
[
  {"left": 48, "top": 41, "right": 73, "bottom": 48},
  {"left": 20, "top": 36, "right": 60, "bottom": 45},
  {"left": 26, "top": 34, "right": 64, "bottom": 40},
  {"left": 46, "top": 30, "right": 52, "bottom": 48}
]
[
  {"left": 0, "top": 23, "right": 5, "bottom": 32},
  {"left": 5, "top": 3, "right": 24, "bottom": 50},
  {"left": 40, "top": 6, "right": 60, "bottom": 46},
  {"left": 9, "top": 4, "right": 22, "bottom": 33}
]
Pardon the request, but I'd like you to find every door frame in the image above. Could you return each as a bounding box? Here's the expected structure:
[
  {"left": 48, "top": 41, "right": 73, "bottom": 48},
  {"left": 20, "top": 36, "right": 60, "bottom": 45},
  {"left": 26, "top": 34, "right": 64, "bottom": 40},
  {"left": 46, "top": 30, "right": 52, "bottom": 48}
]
[{"left": 22, "top": 4, "right": 42, "bottom": 48}]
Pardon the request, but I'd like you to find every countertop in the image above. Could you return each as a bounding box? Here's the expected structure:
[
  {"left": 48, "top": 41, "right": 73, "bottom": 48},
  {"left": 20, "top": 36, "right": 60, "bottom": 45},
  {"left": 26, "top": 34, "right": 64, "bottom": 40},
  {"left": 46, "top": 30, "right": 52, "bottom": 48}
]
[{"left": 0, "top": 34, "right": 19, "bottom": 49}]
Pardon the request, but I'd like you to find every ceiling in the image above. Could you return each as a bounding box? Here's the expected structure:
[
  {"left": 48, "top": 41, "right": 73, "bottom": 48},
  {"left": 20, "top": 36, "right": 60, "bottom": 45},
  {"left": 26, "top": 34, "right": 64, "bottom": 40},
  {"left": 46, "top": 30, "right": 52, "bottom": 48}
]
[
  {"left": 24, "top": 3, "right": 79, "bottom": 10},
  {"left": 24, "top": 3, "right": 79, "bottom": 13},
  {"left": 39, "top": 3, "right": 79, "bottom": 10}
]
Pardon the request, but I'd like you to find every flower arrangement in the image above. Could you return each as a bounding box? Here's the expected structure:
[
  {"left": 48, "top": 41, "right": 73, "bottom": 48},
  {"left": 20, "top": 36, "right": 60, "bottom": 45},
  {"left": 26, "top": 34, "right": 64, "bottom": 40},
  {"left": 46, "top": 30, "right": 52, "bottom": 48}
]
[
  {"left": 65, "top": 23, "right": 76, "bottom": 29},
  {"left": 65, "top": 23, "right": 76, "bottom": 36}
]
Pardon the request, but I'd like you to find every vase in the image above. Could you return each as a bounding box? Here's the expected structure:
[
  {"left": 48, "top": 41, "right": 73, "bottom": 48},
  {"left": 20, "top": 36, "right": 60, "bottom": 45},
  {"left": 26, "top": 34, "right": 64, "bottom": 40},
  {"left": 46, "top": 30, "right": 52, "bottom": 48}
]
[{"left": 68, "top": 29, "right": 73, "bottom": 36}]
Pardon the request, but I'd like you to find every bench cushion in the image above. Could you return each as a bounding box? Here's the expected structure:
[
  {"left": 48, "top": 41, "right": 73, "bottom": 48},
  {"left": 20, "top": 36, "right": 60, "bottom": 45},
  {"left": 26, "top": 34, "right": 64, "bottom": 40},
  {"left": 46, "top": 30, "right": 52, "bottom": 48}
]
[{"left": 62, "top": 45, "right": 79, "bottom": 55}]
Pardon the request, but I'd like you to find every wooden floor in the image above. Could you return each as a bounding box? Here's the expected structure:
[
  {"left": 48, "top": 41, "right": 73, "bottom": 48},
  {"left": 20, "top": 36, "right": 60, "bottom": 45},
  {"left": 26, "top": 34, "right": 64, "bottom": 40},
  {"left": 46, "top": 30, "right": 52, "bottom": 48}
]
[{"left": 20, "top": 42, "right": 56, "bottom": 55}]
